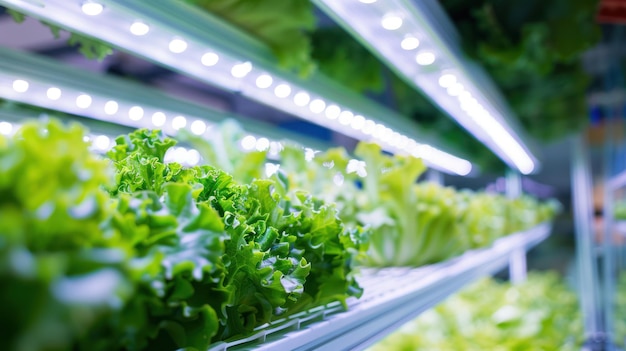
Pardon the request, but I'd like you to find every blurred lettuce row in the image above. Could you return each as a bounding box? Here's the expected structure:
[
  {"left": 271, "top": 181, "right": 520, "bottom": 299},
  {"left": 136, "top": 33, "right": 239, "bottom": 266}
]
[
  {"left": 0, "top": 120, "right": 363, "bottom": 351},
  {"left": 182, "top": 121, "right": 560, "bottom": 268},
  {"left": 369, "top": 272, "right": 583, "bottom": 351}
]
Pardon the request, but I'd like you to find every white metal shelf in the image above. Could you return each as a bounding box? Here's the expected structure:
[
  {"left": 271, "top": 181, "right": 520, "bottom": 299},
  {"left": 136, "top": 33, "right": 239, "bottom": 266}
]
[{"left": 207, "top": 222, "right": 551, "bottom": 351}]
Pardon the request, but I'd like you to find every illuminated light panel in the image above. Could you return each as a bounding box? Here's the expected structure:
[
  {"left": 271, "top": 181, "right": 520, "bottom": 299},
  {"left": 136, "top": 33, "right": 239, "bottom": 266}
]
[
  {"left": 293, "top": 92, "right": 310, "bottom": 106},
  {"left": 76, "top": 94, "right": 92, "bottom": 108},
  {"left": 151, "top": 111, "right": 166, "bottom": 126},
  {"left": 201, "top": 52, "right": 219, "bottom": 66},
  {"left": 256, "top": 137, "right": 270, "bottom": 151},
  {"left": 169, "top": 38, "right": 188, "bottom": 53},
  {"left": 172, "top": 115, "right": 187, "bottom": 130},
  {"left": 130, "top": 21, "right": 149, "bottom": 36},
  {"left": 350, "top": 115, "right": 365, "bottom": 130},
  {"left": 0, "top": 121, "right": 12, "bottom": 135},
  {"left": 325, "top": 104, "right": 341, "bottom": 120},
  {"left": 415, "top": 52, "right": 435, "bottom": 65},
  {"left": 241, "top": 135, "right": 256, "bottom": 150},
  {"left": 309, "top": 99, "right": 326, "bottom": 114},
  {"left": 128, "top": 106, "right": 144, "bottom": 120},
  {"left": 104, "top": 100, "right": 118, "bottom": 115},
  {"left": 438, "top": 74, "right": 456, "bottom": 88},
  {"left": 46, "top": 87, "right": 62, "bottom": 100},
  {"left": 447, "top": 83, "right": 464, "bottom": 97},
  {"left": 274, "top": 84, "right": 291, "bottom": 98},
  {"left": 81, "top": 2, "right": 103, "bottom": 16},
  {"left": 359, "top": 0, "right": 377, "bottom": 3},
  {"left": 231, "top": 62, "right": 252, "bottom": 78},
  {"left": 338, "top": 111, "right": 354, "bottom": 125},
  {"left": 94, "top": 135, "right": 110, "bottom": 150},
  {"left": 381, "top": 13, "right": 402, "bottom": 30},
  {"left": 362, "top": 119, "right": 376, "bottom": 135},
  {"left": 190, "top": 120, "right": 206, "bottom": 135},
  {"left": 400, "top": 36, "right": 420, "bottom": 50},
  {"left": 256, "top": 74, "right": 273, "bottom": 89},
  {"left": 12, "top": 79, "right": 28, "bottom": 92}
]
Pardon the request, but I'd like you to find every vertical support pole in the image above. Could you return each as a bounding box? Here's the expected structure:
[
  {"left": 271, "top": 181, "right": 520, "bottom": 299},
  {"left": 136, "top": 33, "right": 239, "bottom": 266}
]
[
  {"left": 602, "top": 106, "right": 617, "bottom": 345},
  {"left": 572, "top": 133, "right": 602, "bottom": 339},
  {"left": 426, "top": 169, "right": 443, "bottom": 185},
  {"left": 506, "top": 170, "right": 526, "bottom": 283}
]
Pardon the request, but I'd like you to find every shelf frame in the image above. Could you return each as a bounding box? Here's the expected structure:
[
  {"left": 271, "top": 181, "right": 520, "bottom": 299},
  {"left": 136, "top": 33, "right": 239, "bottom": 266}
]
[{"left": 206, "top": 222, "right": 551, "bottom": 351}]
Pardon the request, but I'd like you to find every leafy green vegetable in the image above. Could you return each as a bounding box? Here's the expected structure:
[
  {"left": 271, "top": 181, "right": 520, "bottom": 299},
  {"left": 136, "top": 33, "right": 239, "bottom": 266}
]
[
  {"left": 108, "top": 127, "right": 363, "bottom": 341},
  {"left": 0, "top": 120, "right": 133, "bottom": 351},
  {"left": 7, "top": 9, "right": 113, "bottom": 60},
  {"left": 370, "top": 272, "right": 583, "bottom": 350},
  {"left": 182, "top": 0, "right": 316, "bottom": 76}
]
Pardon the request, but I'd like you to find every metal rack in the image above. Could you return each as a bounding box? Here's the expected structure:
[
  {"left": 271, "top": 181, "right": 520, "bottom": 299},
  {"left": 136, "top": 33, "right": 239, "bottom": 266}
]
[
  {"left": 206, "top": 223, "right": 551, "bottom": 351},
  {"left": 0, "top": 2, "right": 555, "bottom": 350}
]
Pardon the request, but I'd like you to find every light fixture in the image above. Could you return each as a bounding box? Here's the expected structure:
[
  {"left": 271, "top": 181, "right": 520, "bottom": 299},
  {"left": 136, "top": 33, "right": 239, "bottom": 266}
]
[
  {"left": 256, "top": 74, "right": 273, "bottom": 89},
  {"left": 256, "top": 137, "right": 270, "bottom": 151},
  {"left": 190, "top": 120, "right": 207, "bottom": 135},
  {"left": 350, "top": 115, "right": 365, "bottom": 130},
  {"left": 293, "top": 92, "right": 311, "bottom": 106},
  {"left": 201, "top": 52, "right": 219, "bottom": 66},
  {"left": 12, "top": 79, "right": 28, "bottom": 93},
  {"left": 274, "top": 84, "right": 291, "bottom": 98},
  {"left": 81, "top": 2, "right": 103, "bottom": 16},
  {"left": 76, "top": 94, "right": 92, "bottom": 108},
  {"left": 338, "top": 111, "right": 354, "bottom": 125},
  {"left": 313, "top": 0, "right": 538, "bottom": 174},
  {"left": 46, "top": 87, "right": 62, "bottom": 100},
  {"left": 447, "top": 83, "right": 464, "bottom": 97},
  {"left": 241, "top": 135, "right": 256, "bottom": 150},
  {"left": 93, "top": 135, "right": 110, "bottom": 151},
  {"left": 104, "top": 100, "right": 119, "bottom": 115},
  {"left": 128, "top": 106, "right": 144, "bottom": 120},
  {"left": 231, "top": 62, "right": 252, "bottom": 78},
  {"left": 309, "top": 99, "right": 326, "bottom": 114},
  {"left": 0, "top": 121, "right": 12, "bottom": 135},
  {"left": 381, "top": 14, "right": 403, "bottom": 30},
  {"left": 415, "top": 52, "right": 435, "bottom": 65},
  {"left": 172, "top": 115, "right": 187, "bottom": 130},
  {"left": 130, "top": 21, "right": 150, "bottom": 36},
  {"left": 151, "top": 112, "right": 166, "bottom": 126},
  {"left": 438, "top": 74, "right": 456, "bottom": 88},
  {"left": 359, "top": 0, "right": 377, "bottom": 3},
  {"left": 168, "top": 38, "right": 188, "bottom": 53},
  {"left": 325, "top": 105, "right": 341, "bottom": 119},
  {"left": 362, "top": 119, "right": 376, "bottom": 134},
  {"left": 401, "top": 36, "right": 420, "bottom": 50},
  {"left": 0, "top": 2, "right": 474, "bottom": 175}
]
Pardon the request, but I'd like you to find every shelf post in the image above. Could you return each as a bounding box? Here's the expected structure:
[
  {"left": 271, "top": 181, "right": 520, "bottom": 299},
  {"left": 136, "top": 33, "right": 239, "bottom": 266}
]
[
  {"left": 572, "top": 133, "right": 603, "bottom": 339},
  {"left": 426, "top": 169, "right": 444, "bottom": 185},
  {"left": 506, "top": 169, "right": 526, "bottom": 283}
]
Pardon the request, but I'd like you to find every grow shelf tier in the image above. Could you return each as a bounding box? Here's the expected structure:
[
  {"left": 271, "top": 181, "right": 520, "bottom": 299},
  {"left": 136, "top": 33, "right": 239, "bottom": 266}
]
[{"left": 207, "top": 222, "right": 551, "bottom": 351}]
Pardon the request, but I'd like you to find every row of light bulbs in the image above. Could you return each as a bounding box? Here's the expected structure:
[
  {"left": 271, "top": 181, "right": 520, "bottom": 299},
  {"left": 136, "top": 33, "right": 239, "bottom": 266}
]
[
  {"left": 74, "top": 0, "right": 468, "bottom": 173},
  {"left": 354, "top": 0, "right": 534, "bottom": 174},
  {"left": 9, "top": 78, "right": 210, "bottom": 135}
]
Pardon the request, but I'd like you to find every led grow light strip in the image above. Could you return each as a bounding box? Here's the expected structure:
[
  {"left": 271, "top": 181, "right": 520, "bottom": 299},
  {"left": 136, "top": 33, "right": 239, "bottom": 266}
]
[
  {"left": 313, "top": 0, "right": 539, "bottom": 175},
  {"left": 0, "top": 47, "right": 333, "bottom": 155},
  {"left": 0, "top": 0, "right": 472, "bottom": 175}
]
